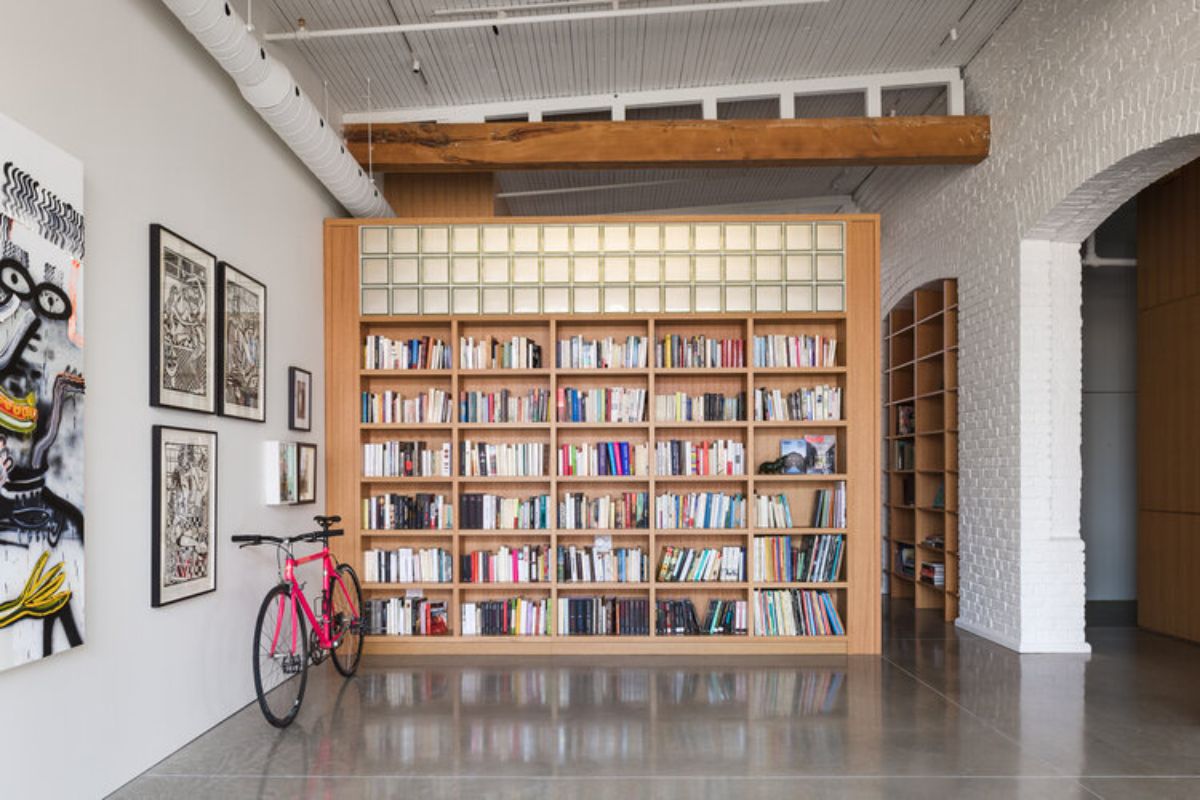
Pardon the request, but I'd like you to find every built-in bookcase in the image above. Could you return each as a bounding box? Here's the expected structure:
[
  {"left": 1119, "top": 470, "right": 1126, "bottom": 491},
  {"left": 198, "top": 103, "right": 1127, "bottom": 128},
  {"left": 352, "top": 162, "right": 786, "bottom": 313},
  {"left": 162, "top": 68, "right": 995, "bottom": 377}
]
[
  {"left": 326, "top": 216, "right": 881, "bottom": 654},
  {"left": 884, "top": 279, "right": 958, "bottom": 621}
]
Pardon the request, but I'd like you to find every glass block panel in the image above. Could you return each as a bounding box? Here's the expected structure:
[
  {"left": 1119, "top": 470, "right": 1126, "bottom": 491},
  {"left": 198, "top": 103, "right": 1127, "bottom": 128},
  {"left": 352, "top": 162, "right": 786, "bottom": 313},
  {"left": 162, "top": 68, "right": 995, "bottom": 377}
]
[
  {"left": 786, "top": 285, "right": 813, "bottom": 312},
  {"left": 602, "top": 225, "right": 630, "bottom": 252},
  {"left": 725, "top": 284, "right": 752, "bottom": 312},
  {"left": 422, "top": 226, "right": 450, "bottom": 253},
  {"left": 544, "top": 256, "right": 570, "bottom": 283},
  {"left": 453, "top": 287, "right": 480, "bottom": 314},
  {"left": 452, "top": 225, "right": 480, "bottom": 253},
  {"left": 694, "top": 224, "right": 722, "bottom": 251},
  {"left": 574, "top": 255, "right": 601, "bottom": 283},
  {"left": 362, "top": 227, "right": 389, "bottom": 254},
  {"left": 481, "top": 257, "right": 509, "bottom": 284},
  {"left": 694, "top": 255, "right": 722, "bottom": 282},
  {"left": 482, "top": 287, "right": 510, "bottom": 314},
  {"left": 634, "top": 256, "right": 660, "bottom": 283},
  {"left": 754, "top": 254, "right": 782, "bottom": 281},
  {"left": 603, "top": 285, "right": 631, "bottom": 313},
  {"left": 421, "top": 257, "right": 449, "bottom": 284},
  {"left": 361, "top": 258, "right": 389, "bottom": 285},
  {"left": 423, "top": 287, "right": 450, "bottom": 314},
  {"left": 755, "top": 284, "right": 784, "bottom": 312},
  {"left": 392, "top": 287, "right": 419, "bottom": 315},
  {"left": 633, "top": 224, "right": 660, "bottom": 252},
  {"left": 785, "top": 254, "right": 812, "bottom": 282},
  {"left": 544, "top": 285, "right": 570, "bottom": 313},
  {"left": 603, "top": 256, "right": 630, "bottom": 283},
  {"left": 390, "top": 227, "right": 419, "bottom": 254},
  {"left": 754, "top": 223, "right": 782, "bottom": 251},
  {"left": 663, "top": 224, "right": 690, "bottom": 251},
  {"left": 724, "top": 223, "right": 752, "bottom": 251},
  {"left": 695, "top": 285, "right": 722, "bottom": 312},
  {"left": 574, "top": 225, "right": 600, "bottom": 252},
  {"left": 543, "top": 225, "right": 570, "bottom": 252},
  {"left": 361, "top": 287, "right": 389, "bottom": 315},
  {"left": 785, "top": 223, "right": 813, "bottom": 251},
  {"left": 725, "top": 254, "right": 752, "bottom": 282},
  {"left": 573, "top": 285, "right": 601, "bottom": 313},
  {"left": 392, "top": 257, "right": 419, "bottom": 284},
  {"left": 664, "top": 285, "right": 691, "bottom": 313},
  {"left": 816, "top": 284, "right": 844, "bottom": 311},
  {"left": 815, "top": 222, "right": 843, "bottom": 250},
  {"left": 663, "top": 255, "right": 691, "bottom": 283},
  {"left": 482, "top": 225, "right": 510, "bottom": 253},
  {"left": 634, "top": 285, "right": 660, "bottom": 312},
  {"left": 512, "top": 225, "right": 540, "bottom": 252},
  {"left": 513, "top": 256, "right": 540, "bottom": 283},
  {"left": 512, "top": 287, "right": 540, "bottom": 313},
  {"left": 816, "top": 253, "right": 844, "bottom": 281},
  {"left": 452, "top": 257, "right": 479, "bottom": 284}
]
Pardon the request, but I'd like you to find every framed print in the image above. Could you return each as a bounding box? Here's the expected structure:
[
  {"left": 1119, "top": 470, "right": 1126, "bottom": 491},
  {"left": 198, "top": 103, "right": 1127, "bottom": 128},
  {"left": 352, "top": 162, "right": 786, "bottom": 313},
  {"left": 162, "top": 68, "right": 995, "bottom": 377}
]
[
  {"left": 152, "top": 426, "right": 218, "bottom": 607},
  {"left": 263, "top": 441, "right": 298, "bottom": 505},
  {"left": 150, "top": 225, "right": 217, "bottom": 413},
  {"left": 218, "top": 262, "right": 266, "bottom": 421},
  {"left": 288, "top": 367, "right": 312, "bottom": 432},
  {"left": 297, "top": 444, "right": 317, "bottom": 504}
]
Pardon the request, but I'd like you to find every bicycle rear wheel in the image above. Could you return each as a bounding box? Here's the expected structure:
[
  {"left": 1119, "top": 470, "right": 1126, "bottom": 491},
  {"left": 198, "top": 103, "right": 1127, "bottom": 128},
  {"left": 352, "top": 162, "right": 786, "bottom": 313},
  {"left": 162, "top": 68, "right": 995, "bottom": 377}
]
[
  {"left": 330, "top": 564, "right": 364, "bottom": 677},
  {"left": 253, "top": 583, "right": 309, "bottom": 727}
]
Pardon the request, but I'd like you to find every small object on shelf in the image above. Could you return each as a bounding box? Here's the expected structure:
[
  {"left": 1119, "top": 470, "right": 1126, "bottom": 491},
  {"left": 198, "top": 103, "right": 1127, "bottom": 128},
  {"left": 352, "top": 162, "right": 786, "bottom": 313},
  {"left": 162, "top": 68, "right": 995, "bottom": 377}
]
[{"left": 896, "top": 404, "right": 915, "bottom": 435}]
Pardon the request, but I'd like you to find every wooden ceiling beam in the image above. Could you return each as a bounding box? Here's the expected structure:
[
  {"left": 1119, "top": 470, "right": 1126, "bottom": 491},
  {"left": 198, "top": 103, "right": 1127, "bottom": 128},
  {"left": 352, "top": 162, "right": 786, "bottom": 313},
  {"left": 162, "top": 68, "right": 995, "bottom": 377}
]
[{"left": 344, "top": 116, "right": 990, "bottom": 172}]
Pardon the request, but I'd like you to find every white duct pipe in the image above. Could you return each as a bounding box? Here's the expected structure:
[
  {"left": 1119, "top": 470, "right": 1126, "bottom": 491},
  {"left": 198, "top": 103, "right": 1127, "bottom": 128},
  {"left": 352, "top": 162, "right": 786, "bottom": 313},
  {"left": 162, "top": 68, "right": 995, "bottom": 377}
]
[{"left": 162, "top": 0, "right": 392, "bottom": 217}]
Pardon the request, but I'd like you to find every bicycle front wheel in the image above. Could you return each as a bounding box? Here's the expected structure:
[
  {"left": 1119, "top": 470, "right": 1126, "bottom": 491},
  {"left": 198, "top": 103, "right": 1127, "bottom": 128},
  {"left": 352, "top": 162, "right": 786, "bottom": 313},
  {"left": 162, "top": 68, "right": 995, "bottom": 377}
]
[
  {"left": 330, "top": 564, "right": 364, "bottom": 677},
  {"left": 253, "top": 583, "right": 309, "bottom": 727}
]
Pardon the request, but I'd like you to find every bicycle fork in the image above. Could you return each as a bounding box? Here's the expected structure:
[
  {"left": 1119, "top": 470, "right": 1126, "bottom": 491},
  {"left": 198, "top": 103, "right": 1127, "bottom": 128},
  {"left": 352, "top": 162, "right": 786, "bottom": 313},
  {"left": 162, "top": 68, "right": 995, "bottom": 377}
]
[{"left": 269, "top": 590, "right": 305, "bottom": 675}]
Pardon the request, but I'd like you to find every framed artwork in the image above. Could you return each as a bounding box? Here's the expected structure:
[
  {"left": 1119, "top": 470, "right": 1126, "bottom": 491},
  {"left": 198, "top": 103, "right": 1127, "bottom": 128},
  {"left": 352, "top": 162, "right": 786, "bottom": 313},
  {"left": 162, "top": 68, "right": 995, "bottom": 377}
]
[
  {"left": 263, "top": 441, "right": 297, "bottom": 505},
  {"left": 150, "top": 225, "right": 217, "bottom": 414},
  {"left": 218, "top": 262, "right": 266, "bottom": 421},
  {"left": 152, "top": 426, "right": 218, "bottom": 607},
  {"left": 297, "top": 443, "right": 317, "bottom": 504},
  {"left": 288, "top": 367, "right": 312, "bottom": 431},
  {"left": 0, "top": 111, "right": 87, "bottom": 672}
]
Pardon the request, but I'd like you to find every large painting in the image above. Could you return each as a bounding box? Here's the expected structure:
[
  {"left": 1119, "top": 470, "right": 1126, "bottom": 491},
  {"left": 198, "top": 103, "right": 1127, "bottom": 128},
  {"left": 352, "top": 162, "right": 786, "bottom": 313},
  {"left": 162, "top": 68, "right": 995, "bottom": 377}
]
[
  {"left": 218, "top": 262, "right": 266, "bottom": 421},
  {"left": 0, "top": 112, "right": 86, "bottom": 672},
  {"left": 150, "top": 225, "right": 216, "bottom": 414},
  {"left": 152, "top": 426, "right": 217, "bottom": 606}
]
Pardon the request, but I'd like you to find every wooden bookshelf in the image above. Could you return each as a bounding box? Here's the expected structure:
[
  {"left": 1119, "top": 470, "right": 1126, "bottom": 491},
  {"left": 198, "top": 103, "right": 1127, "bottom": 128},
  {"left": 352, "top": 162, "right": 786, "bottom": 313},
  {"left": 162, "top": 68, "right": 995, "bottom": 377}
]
[
  {"left": 325, "top": 215, "right": 880, "bottom": 654},
  {"left": 883, "top": 279, "right": 958, "bottom": 620}
]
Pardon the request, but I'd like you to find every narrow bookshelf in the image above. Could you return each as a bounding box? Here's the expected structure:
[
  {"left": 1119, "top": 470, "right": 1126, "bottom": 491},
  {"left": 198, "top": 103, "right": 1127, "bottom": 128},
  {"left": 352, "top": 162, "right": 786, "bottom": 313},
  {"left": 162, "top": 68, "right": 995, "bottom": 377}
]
[
  {"left": 883, "top": 279, "right": 958, "bottom": 621},
  {"left": 325, "top": 216, "right": 881, "bottom": 654}
]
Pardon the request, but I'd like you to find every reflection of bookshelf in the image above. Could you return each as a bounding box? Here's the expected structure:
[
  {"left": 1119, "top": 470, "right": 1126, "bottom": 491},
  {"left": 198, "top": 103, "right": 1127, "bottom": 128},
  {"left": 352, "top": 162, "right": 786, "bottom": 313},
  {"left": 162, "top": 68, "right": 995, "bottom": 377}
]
[{"left": 884, "top": 279, "right": 958, "bottom": 621}]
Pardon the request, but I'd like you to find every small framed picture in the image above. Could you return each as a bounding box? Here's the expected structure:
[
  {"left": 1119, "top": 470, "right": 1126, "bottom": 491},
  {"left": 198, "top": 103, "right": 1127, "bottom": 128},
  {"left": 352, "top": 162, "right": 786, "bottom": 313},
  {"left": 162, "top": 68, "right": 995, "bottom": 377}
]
[
  {"left": 150, "top": 225, "right": 217, "bottom": 414},
  {"left": 297, "top": 443, "right": 317, "bottom": 504},
  {"left": 218, "top": 262, "right": 267, "bottom": 422},
  {"left": 152, "top": 426, "right": 218, "bottom": 607},
  {"left": 288, "top": 367, "right": 312, "bottom": 432},
  {"left": 264, "top": 441, "right": 298, "bottom": 505}
]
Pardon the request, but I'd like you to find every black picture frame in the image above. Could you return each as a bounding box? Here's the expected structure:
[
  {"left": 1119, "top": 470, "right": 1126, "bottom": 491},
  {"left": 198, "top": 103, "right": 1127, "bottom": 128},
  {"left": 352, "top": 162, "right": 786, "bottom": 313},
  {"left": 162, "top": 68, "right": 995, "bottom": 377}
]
[
  {"left": 150, "top": 224, "right": 217, "bottom": 414},
  {"left": 297, "top": 443, "right": 317, "bottom": 504},
  {"left": 217, "top": 261, "right": 267, "bottom": 422},
  {"left": 288, "top": 366, "right": 312, "bottom": 432},
  {"left": 152, "top": 425, "right": 218, "bottom": 607}
]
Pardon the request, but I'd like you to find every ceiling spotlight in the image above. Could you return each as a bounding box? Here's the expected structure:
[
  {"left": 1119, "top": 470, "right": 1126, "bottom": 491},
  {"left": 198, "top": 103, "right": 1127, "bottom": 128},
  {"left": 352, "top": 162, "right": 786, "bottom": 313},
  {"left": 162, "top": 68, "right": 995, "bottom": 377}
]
[
  {"left": 412, "top": 57, "right": 422, "bottom": 74},
  {"left": 492, "top": 24, "right": 501, "bottom": 35},
  {"left": 949, "top": 27, "right": 958, "bottom": 42}
]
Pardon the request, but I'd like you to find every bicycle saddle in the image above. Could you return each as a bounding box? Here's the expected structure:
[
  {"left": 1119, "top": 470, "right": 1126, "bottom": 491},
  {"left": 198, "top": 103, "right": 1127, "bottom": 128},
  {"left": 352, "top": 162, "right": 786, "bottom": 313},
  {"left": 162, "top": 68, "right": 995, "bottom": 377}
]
[{"left": 314, "top": 514, "right": 342, "bottom": 528}]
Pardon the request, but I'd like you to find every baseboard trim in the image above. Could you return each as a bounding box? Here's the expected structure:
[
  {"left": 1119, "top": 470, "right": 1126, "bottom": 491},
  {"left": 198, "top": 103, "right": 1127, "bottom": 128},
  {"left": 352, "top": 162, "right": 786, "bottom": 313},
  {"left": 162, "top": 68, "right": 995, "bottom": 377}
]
[{"left": 954, "top": 618, "right": 1092, "bottom": 654}]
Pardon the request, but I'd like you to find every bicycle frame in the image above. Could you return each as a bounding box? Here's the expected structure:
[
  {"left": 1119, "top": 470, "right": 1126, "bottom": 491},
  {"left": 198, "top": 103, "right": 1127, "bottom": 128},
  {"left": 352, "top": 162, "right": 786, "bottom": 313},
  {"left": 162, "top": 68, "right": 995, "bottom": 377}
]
[{"left": 271, "top": 544, "right": 358, "bottom": 656}]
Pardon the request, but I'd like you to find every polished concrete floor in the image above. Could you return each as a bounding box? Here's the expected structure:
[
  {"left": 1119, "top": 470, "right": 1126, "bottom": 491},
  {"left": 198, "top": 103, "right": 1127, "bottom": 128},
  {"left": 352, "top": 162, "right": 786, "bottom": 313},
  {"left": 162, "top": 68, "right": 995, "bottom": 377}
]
[{"left": 112, "top": 602, "right": 1200, "bottom": 799}]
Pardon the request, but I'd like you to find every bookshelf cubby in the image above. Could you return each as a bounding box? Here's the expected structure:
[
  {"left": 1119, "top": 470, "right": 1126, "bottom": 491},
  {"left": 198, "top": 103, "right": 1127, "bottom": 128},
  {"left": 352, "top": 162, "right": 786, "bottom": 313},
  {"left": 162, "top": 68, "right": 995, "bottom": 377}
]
[
  {"left": 884, "top": 279, "right": 958, "bottom": 620},
  {"left": 326, "top": 216, "right": 880, "bottom": 654}
]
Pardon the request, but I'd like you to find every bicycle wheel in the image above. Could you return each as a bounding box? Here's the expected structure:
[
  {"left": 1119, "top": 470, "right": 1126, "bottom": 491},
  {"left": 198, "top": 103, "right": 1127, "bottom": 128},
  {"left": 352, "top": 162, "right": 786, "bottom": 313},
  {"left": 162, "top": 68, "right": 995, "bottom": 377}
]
[
  {"left": 329, "top": 564, "right": 364, "bottom": 677},
  {"left": 253, "top": 583, "right": 309, "bottom": 727}
]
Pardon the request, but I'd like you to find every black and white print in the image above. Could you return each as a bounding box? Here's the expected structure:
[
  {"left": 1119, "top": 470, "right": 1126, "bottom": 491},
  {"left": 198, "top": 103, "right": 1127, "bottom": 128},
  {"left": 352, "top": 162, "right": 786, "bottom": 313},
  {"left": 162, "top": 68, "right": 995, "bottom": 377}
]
[
  {"left": 152, "top": 426, "right": 217, "bottom": 607},
  {"left": 219, "top": 263, "right": 266, "bottom": 422},
  {"left": 151, "top": 225, "right": 216, "bottom": 414}
]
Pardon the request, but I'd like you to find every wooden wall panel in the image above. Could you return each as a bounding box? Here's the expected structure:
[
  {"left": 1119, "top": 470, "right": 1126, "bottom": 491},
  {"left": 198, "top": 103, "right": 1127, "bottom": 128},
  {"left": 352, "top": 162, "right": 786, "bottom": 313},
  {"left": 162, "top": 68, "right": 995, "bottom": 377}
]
[
  {"left": 383, "top": 172, "right": 499, "bottom": 217},
  {"left": 324, "top": 223, "right": 362, "bottom": 566},
  {"left": 1136, "top": 157, "right": 1200, "bottom": 642}
]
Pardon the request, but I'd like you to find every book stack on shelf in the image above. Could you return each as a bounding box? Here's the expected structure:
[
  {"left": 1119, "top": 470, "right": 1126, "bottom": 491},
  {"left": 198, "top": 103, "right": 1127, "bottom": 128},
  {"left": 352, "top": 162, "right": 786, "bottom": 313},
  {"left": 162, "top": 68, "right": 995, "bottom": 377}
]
[
  {"left": 657, "top": 545, "right": 746, "bottom": 582},
  {"left": 460, "top": 388, "right": 550, "bottom": 424},
  {"left": 559, "top": 544, "right": 647, "bottom": 583},
  {"left": 363, "top": 547, "right": 453, "bottom": 584},
  {"left": 558, "top": 597, "right": 649, "bottom": 636}
]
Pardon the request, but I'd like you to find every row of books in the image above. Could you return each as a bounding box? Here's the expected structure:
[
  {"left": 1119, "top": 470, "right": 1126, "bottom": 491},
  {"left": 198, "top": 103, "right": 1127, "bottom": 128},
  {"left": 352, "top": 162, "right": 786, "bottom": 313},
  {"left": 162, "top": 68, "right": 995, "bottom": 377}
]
[
  {"left": 753, "top": 386, "right": 842, "bottom": 422},
  {"left": 363, "top": 597, "right": 449, "bottom": 636},
  {"left": 458, "top": 335, "right": 544, "bottom": 370},
  {"left": 655, "top": 392, "right": 746, "bottom": 422},
  {"left": 557, "top": 596, "right": 649, "bottom": 636},
  {"left": 362, "top": 388, "right": 454, "bottom": 424},
  {"left": 657, "top": 545, "right": 746, "bottom": 583},
  {"left": 363, "top": 441, "right": 451, "bottom": 477},
  {"left": 461, "top": 545, "right": 553, "bottom": 584},
  {"left": 751, "top": 535, "right": 844, "bottom": 583},
  {"left": 754, "top": 493, "right": 795, "bottom": 529},
  {"left": 557, "top": 387, "right": 648, "bottom": 423},
  {"left": 657, "top": 335, "right": 746, "bottom": 368},
  {"left": 364, "top": 335, "right": 452, "bottom": 371},
  {"left": 654, "top": 439, "right": 746, "bottom": 477},
  {"left": 362, "top": 493, "right": 452, "bottom": 531},
  {"left": 460, "top": 441, "right": 546, "bottom": 477},
  {"left": 812, "top": 484, "right": 847, "bottom": 529},
  {"left": 559, "top": 546, "right": 647, "bottom": 583},
  {"left": 363, "top": 547, "right": 453, "bottom": 584},
  {"left": 558, "top": 442, "right": 649, "bottom": 477},
  {"left": 920, "top": 562, "right": 945, "bottom": 587},
  {"left": 459, "top": 493, "right": 552, "bottom": 530},
  {"left": 559, "top": 491, "right": 649, "bottom": 530},
  {"left": 753, "top": 589, "right": 844, "bottom": 636},
  {"left": 752, "top": 334, "right": 838, "bottom": 369},
  {"left": 461, "top": 389, "right": 550, "bottom": 424},
  {"left": 655, "top": 491, "right": 746, "bottom": 529},
  {"left": 657, "top": 598, "right": 747, "bottom": 636},
  {"left": 461, "top": 598, "right": 550, "bottom": 636},
  {"left": 557, "top": 335, "right": 649, "bottom": 369},
  {"left": 893, "top": 440, "right": 914, "bottom": 470}
]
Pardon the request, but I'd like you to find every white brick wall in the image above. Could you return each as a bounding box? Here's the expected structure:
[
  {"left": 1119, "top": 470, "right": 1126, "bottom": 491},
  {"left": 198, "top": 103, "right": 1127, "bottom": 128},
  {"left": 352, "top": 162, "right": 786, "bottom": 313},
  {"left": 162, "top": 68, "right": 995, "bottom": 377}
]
[{"left": 857, "top": 0, "right": 1200, "bottom": 651}]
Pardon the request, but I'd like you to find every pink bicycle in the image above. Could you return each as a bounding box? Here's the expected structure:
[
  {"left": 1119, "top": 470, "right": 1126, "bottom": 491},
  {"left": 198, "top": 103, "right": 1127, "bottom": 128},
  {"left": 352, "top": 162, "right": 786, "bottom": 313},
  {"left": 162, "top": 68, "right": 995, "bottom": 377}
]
[{"left": 233, "top": 515, "right": 363, "bottom": 727}]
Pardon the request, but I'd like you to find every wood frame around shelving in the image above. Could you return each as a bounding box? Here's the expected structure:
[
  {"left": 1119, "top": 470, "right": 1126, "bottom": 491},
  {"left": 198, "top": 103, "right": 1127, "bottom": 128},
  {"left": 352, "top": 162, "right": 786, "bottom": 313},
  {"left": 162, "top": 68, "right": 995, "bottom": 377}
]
[
  {"left": 325, "top": 215, "right": 880, "bottom": 654},
  {"left": 883, "top": 279, "right": 958, "bottom": 621}
]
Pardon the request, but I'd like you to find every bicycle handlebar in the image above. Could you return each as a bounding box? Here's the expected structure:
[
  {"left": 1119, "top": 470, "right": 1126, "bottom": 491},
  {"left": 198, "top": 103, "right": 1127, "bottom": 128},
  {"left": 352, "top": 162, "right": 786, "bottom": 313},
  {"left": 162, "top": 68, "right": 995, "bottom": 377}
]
[{"left": 231, "top": 530, "right": 343, "bottom": 547}]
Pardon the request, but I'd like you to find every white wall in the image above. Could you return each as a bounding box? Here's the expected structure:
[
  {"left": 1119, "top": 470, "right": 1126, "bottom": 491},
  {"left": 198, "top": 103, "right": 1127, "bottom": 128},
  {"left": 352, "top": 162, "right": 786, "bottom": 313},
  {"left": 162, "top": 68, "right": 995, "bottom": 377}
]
[
  {"left": 856, "top": 0, "right": 1200, "bottom": 651},
  {"left": 0, "top": 1, "right": 341, "bottom": 797}
]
